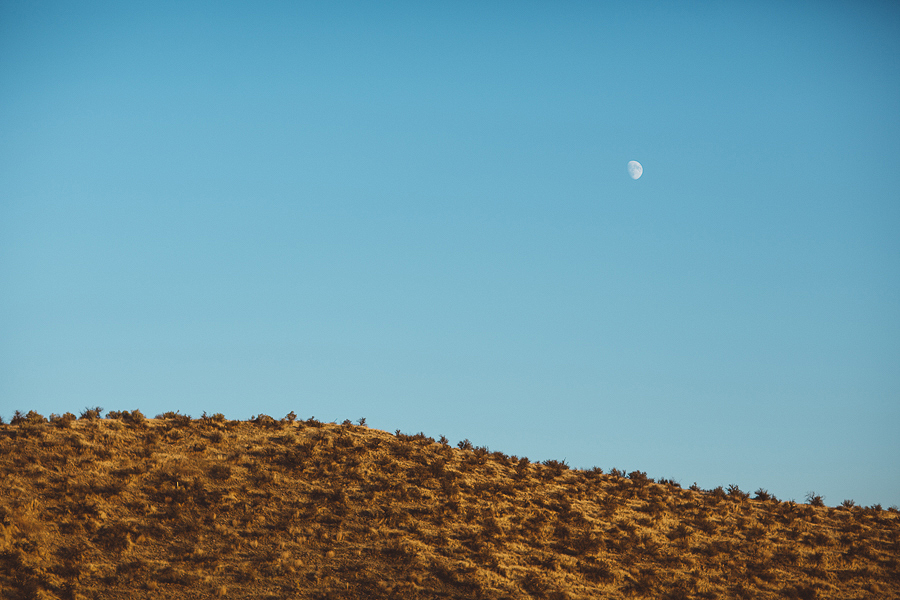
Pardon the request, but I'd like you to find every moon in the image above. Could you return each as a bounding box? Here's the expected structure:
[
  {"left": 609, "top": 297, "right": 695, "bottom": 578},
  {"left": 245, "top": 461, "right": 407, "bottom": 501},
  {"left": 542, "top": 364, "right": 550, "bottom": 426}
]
[{"left": 627, "top": 160, "right": 643, "bottom": 180}]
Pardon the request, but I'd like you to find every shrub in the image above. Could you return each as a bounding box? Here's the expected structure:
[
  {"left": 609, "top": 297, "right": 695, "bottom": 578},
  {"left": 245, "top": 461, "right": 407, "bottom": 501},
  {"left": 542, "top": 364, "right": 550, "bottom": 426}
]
[
  {"left": 628, "top": 470, "right": 650, "bottom": 486},
  {"left": 754, "top": 488, "right": 772, "bottom": 501},
  {"left": 709, "top": 486, "right": 727, "bottom": 500},
  {"left": 544, "top": 459, "right": 570, "bottom": 477},
  {"left": 439, "top": 435, "right": 449, "bottom": 445},
  {"left": 622, "top": 567, "right": 659, "bottom": 596},
  {"left": 127, "top": 409, "right": 146, "bottom": 426},
  {"left": 491, "top": 450, "right": 511, "bottom": 464},
  {"left": 521, "top": 570, "right": 550, "bottom": 596},
  {"left": 511, "top": 456, "right": 530, "bottom": 477},
  {"left": 253, "top": 414, "right": 277, "bottom": 427},
  {"left": 209, "top": 465, "right": 231, "bottom": 481},
  {"left": 841, "top": 499, "right": 856, "bottom": 509},
  {"left": 12, "top": 410, "right": 48, "bottom": 424},
  {"left": 201, "top": 411, "right": 226, "bottom": 424},
  {"left": 49, "top": 412, "right": 77, "bottom": 428},
  {"left": 457, "top": 439, "right": 473, "bottom": 451},
  {"left": 80, "top": 406, "right": 103, "bottom": 420},
  {"left": 579, "top": 559, "right": 615, "bottom": 583},
  {"left": 156, "top": 411, "right": 192, "bottom": 426},
  {"left": 356, "top": 416, "right": 367, "bottom": 426},
  {"left": 396, "top": 431, "right": 435, "bottom": 444},
  {"left": 773, "top": 546, "right": 799, "bottom": 566},
  {"left": 805, "top": 492, "right": 825, "bottom": 507},
  {"left": 108, "top": 410, "right": 146, "bottom": 426},
  {"left": 727, "top": 484, "right": 749, "bottom": 501}
]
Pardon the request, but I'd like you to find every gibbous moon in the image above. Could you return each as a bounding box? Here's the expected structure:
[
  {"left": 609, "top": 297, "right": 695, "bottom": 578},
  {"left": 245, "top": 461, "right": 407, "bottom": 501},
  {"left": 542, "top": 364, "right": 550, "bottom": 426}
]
[{"left": 627, "top": 160, "right": 643, "bottom": 180}]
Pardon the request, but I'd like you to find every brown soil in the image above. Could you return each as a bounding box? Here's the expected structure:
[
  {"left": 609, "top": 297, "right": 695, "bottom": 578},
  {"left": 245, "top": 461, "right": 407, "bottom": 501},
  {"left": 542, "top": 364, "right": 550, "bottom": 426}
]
[{"left": 1, "top": 411, "right": 898, "bottom": 599}]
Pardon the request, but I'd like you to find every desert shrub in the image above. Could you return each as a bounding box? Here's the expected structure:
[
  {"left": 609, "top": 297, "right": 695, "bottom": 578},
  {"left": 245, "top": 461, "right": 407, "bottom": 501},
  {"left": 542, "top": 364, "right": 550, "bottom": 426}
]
[
  {"left": 200, "top": 411, "right": 226, "bottom": 424},
  {"left": 609, "top": 468, "right": 625, "bottom": 478},
  {"left": 209, "top": 464, "right": 232, "bottom": 481},
  {"left": 585, "top": 466, "right": 604, "bottom": 478},
  {"left": 666, "top": 523, "right": 693, "bottom": 542},
  {"left": 513, "top": 456, "right": 531, "bottom": 480},
  {"left": 783, "top": 584, "right": 819, "bottom": 600},
  {"left": 841, "top": 499, "right": 856, "bottom": 509},
  {"left": 628, "top": 470, "right": 650, "bottom": 486},
  {"left": 754, "top": 488, "right": 772, "bottom": 501},
  {"left": 622, "top": 567, "right": 659, "bottom": 596},
  {"left": 727, "top": 484, "right": 749, "bottom": 501},
  {"left": 396, "top": 431, "right": 435, "bottom": 444},
  {"left": 49, "top": 412, "right": 77, "bottom": 428},
  {"left": 12, "top": 410, "right": 46, "bottom": 425},
  {"left": 579, "top": 558, "right": 615, "bottom": 583},
  {"left": 521, "top": 570, "right": 550, "bottom": 596},
  {"left": 157, "top": 411, "right": 192, "bottom": 426},
  {"left": 457, "top": 439, "right": 473, "bottom": 451},
  {"left": 112, "top": 410, "right": 146, "bottom": 426},
  {"left": 709, "top": 486, "right": 727, "bottom": 501},
  {"left": 542, "top": 459, "right": 569, "bottom": 478},
  {"left": 252, "top": 414, "right": 277, "bottom": 427},
  {"left": 491, "top": 450, "right": 511, "bottom": 465},
  {"left": 773, "top": 546, "right": 799, "bottom": 566},
  {"left": 79, "top": 406, "right": 103, "bottom": 420},
  {"left": 806, "top": 492, "right": 825, "bottom": 507},
  {"left": 803, "top": 531, "right": 833, "bottom": 548}
]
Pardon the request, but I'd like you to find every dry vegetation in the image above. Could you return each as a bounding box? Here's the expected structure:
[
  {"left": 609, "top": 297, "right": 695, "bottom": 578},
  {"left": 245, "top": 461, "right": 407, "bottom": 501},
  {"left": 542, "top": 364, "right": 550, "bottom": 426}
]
[{"left": 1, "top": 409, "right": 898, "bottom": 599}]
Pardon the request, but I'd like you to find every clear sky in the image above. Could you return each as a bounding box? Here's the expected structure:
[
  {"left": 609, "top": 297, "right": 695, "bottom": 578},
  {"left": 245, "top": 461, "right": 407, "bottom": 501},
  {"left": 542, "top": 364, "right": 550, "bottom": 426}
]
[{"left": 2, "top": 1, "right": 899, "bottom": 507}]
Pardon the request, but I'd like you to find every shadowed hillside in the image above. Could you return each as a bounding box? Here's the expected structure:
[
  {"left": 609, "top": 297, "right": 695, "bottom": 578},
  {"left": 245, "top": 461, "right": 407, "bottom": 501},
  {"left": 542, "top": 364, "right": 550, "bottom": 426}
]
[{"left": 1, "top": 409, "right": 898, "bottom": 599}]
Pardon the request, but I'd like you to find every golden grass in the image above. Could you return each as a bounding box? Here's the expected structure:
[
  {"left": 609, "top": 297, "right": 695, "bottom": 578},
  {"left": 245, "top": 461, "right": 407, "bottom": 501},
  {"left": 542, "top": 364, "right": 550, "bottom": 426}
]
[{"left": 0, "top": 412, "right": 897, "bottom": 599}]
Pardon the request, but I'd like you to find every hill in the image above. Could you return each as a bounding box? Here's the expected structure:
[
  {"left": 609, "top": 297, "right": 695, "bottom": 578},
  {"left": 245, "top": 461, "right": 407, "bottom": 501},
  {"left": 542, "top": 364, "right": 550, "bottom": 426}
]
[{"left": 1, "top": 410, "right": 898, "bottom": 599}]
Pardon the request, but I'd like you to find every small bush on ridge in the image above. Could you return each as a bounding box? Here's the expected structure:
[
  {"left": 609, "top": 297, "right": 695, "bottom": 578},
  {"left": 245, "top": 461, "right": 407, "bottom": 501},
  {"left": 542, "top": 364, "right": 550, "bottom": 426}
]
[{"left": 80, "top": 406, "right": 103, "bottom": 420}]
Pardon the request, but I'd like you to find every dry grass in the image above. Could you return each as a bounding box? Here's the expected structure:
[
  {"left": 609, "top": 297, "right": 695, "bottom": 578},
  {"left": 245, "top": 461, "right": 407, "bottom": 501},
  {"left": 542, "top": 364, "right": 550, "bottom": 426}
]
[{"left": 0, "top": 411, "right": 898, "bottom": 599}]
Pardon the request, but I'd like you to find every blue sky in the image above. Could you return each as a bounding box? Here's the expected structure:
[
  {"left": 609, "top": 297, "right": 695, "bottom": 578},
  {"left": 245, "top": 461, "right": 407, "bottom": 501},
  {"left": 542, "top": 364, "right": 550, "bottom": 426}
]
[{"left": 2, "top": 1, "right": 899, "bottom": 507}]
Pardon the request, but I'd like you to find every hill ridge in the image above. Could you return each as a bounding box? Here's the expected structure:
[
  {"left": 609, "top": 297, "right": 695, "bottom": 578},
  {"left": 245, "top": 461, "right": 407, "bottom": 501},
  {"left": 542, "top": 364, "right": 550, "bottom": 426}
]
[{"left": 1, "top": 410, "right": 898, "bottom": 599}]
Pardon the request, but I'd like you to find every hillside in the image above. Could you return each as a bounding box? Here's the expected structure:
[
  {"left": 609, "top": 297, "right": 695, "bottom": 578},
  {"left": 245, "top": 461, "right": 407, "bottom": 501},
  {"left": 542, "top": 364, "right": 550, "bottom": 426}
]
[{"left": 1, "top": 410, "right": 898, "bottom": 599}]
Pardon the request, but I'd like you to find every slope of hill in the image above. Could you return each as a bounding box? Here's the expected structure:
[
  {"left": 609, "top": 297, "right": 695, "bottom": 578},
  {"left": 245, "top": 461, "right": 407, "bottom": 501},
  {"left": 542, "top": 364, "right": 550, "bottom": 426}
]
[{"left": 1, "top": 410, "right": 898, "bottom": 599}]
